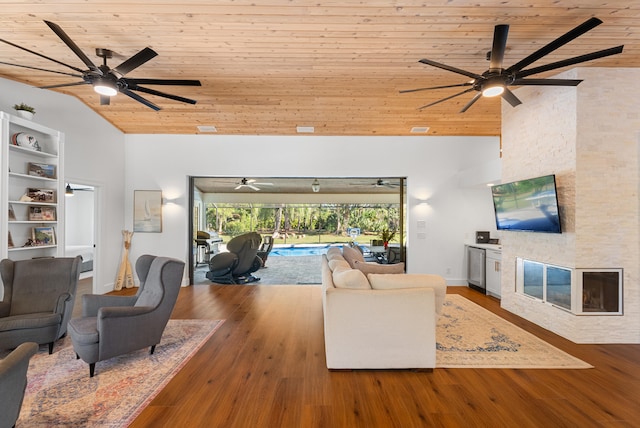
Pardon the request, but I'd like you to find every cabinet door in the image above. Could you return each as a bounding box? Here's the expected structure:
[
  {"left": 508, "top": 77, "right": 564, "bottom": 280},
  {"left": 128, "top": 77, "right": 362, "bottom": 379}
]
[{"left": 485, "top": 251, "right": 501, "bottom": 297}]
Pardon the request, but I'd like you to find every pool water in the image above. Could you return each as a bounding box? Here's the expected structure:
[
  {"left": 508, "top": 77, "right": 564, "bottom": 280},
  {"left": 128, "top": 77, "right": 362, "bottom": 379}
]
[{"left": 270, "top": 245, "right": 337, "bottom": 257}]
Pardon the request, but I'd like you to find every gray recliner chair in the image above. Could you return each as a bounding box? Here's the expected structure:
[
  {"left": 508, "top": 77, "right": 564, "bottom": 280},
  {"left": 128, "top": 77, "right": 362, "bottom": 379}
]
[
  {"left": 68, "top": 255, "right": 185, "bottom": 377},
  {"left": 0, "top": 341, "right": 38, "bottom": 428},
  {"left": 0, "top": 256, "right": 82, "bottom": 354},
  {"left": 0, "top": 342, "right": 38, "bottom": 428},
  {"left": 206, "top": 232, "right": 262, "bottom": 284}
]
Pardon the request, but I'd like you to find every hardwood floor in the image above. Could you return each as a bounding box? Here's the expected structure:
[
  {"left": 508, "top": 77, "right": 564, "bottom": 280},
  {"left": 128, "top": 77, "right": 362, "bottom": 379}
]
[{"left": 126, "top": 285, "right": 640, "bottom": 427}]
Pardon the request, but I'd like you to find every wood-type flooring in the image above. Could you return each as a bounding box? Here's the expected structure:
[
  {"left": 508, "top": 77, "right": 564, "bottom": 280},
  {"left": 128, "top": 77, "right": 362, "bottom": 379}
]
[{"left": 113, "top": 284, "right": 640, "bottom": 427}]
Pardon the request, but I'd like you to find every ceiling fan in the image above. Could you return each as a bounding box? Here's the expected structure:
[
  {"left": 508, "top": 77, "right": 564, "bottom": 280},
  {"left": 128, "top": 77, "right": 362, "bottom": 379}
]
[
  {"left": 373, "top": 179, "right": 400, "bottom": 189},
  {"left": 401, "top": 17, "right": 624, "bottom": 113},
  {"left": 0, "top": 20, "right": 202, "bottom": 111},
  {"left": 234, "top": 178, "right": 274, "bottom": 191}
]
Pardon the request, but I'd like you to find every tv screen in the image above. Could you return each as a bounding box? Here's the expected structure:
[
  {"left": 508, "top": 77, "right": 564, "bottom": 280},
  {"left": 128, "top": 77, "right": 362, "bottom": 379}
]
[{"left": 491, "top": 174, "right": 562, "bottom": 233}]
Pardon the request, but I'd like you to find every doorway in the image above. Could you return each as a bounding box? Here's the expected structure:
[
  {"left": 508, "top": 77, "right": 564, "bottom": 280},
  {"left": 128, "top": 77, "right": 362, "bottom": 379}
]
[
  {"left": 64, "top": 182, "right": 96, "bottom": 294},
  {"left": 189, "top": 177, "right": 406, "bottom": 285}
]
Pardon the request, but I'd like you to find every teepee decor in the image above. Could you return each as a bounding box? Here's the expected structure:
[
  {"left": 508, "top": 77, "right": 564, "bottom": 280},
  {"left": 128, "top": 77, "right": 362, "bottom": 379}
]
[{"left": 115, "top": 230, "right": 134, "bottom": 290}]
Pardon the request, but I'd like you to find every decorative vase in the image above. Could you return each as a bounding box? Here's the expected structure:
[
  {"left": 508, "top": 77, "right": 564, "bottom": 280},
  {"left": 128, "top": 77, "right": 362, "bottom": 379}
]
[{"left": 16, "top": 110, "right": 34, "bottom": 120}]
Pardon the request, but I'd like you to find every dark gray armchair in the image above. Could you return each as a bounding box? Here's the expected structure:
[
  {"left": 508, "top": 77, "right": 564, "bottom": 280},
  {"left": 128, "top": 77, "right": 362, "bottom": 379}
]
[
  {"left": 0, "top": 256, "right": 82, "bottom": 354},
  {"left": 68, "top": 255, "right": 185, "bottom": 377},
  {"left": 0, "top": 342, "right": 38, "bottom": 428}
]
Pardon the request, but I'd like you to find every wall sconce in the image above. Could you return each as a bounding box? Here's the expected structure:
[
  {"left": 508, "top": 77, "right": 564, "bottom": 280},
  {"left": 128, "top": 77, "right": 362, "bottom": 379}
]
[
  {"left": 65, "top": 184, "right": 74, "bottom": 197},
  {"left": 311, "top": 179, "right": 320, "bottom": 193}
]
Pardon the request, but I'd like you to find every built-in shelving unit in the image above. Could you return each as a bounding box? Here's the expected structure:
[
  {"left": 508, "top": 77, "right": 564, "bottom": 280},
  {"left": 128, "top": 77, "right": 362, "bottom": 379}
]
[{"left": 1, "top": 111, "right": 65, "bottom": 260}]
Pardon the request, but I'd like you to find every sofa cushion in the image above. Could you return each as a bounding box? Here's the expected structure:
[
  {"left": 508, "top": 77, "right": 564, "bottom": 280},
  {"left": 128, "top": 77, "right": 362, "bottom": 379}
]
[
  {"left": 332, "top": 268, "right": 371, "bottom": 290},
  {"left": 353, "top": 260, "right": 405, "bottom": 275},
  {"left": 328, "top": 259, "right": 351, "bottom": 272},
  {"left": 342, "top": 245, "right": 365, "bottom": 268},
  {"left": 326, "top": 247, "right": 344, "bottom": 261},
  {"left": 367, "top": 273, "right": 447, "bottom": 315}
]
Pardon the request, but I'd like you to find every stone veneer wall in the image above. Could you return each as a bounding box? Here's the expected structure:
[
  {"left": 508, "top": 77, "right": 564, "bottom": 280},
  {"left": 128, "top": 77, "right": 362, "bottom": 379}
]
[{"left": 500, "top": 68, "right": 640, "bottom": 344}]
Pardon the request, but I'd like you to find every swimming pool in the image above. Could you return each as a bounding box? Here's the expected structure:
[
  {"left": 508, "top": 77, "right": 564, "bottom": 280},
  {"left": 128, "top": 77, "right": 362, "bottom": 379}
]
[{"left": 270, "top": 245, "right": 338, "bottom": 257}]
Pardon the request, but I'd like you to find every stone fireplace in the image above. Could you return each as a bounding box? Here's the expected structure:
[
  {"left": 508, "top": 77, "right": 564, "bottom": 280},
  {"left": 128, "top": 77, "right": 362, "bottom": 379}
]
[{"left": 499, "top": 67, "right": 640, "bottom": 344}]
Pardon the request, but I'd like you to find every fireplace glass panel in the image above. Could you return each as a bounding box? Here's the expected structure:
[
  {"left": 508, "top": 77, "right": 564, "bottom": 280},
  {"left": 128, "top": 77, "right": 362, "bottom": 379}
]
[
  {"left": 523, "top": 260, "right": 543, "bottom": 300},
  {"left": 582, "top": 271, "right": 621, "bottom": 313},
  {"left": 546, "top": 266, "right": 572, "bottom": 310}
]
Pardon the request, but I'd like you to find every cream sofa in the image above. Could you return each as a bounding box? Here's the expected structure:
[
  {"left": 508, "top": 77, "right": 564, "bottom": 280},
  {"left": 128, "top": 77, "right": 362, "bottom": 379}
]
[{"left": 321, "top": 247, "right": 447, "bottom": 370}]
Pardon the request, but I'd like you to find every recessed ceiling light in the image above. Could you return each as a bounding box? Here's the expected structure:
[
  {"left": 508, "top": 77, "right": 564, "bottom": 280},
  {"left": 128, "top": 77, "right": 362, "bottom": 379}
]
[
  {"left": 410, "top": 126, "right": 430, "bottom": 133},
  {"left": 296, "top": 126, "right": 315, "bottom": 133},
  {"left": 197, "top": 125, "right": 218, "bottom": 133}
]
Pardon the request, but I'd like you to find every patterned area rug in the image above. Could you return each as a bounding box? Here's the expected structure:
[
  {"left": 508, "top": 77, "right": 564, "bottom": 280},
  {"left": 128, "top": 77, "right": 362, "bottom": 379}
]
[
  {"left": 437, "top": 295, "right": 592, "bottom": 368},
  {"left": 16, "top": 319, "right": 224, "bottom": 427}
]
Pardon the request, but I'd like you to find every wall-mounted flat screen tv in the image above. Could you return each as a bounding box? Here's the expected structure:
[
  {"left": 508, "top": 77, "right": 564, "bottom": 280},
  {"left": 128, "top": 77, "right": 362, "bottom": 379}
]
[{"left": 491, "top": 174, "right": 562, "bottom": 233}]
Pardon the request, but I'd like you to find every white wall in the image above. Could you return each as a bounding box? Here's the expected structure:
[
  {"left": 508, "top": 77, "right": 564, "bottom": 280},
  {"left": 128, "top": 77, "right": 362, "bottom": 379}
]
[
  {"left": 0, "top": 76, "right": 501, "bottom": 291},
  {"left": 0, "top": 78, "right": 126, "bottom": 294},
  {"left": 124, "top": 134, "right": 501, "bottom": 284},
  {"left": 65, "top": 188, "right": 93, "bottom": 246}
]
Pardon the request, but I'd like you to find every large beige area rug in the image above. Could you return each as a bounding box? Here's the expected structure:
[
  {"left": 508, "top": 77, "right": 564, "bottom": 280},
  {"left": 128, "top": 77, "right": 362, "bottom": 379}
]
[
  {"left": 437, "top": 295, "right": 592, "bottom": 369},
  {"left": 16, "top": 319, "right": 224, "bottom": 427}
]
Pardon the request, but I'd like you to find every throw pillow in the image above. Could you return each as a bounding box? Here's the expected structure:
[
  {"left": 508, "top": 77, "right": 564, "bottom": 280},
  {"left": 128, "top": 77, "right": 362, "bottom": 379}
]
[
  {"left": 353, "top": 260, "right": 405, "bottom": 275},
  {"left": 342, "top": 245, "right": 365, "bottom": 268},
  {"left": 332, "top": 268, "right": 371, "bottom": 289}
]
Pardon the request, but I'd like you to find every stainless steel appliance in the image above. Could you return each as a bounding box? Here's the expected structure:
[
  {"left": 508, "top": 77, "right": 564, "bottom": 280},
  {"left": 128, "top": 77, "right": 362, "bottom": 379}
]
[{"left": 467, "top": 245, "right": 486, "bottom": 294}]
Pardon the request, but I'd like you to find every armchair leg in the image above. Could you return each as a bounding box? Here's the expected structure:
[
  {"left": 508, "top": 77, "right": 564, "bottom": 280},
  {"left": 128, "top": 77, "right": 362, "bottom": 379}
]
[
  {"left": 48, "top": 342, "right": 54, "bottom": 354},
  {"left": 150, "top": 345, "right": 156, "bottom": 355},
  {"left": 89, "top": 363, "right": 95, "bottom": 378}
]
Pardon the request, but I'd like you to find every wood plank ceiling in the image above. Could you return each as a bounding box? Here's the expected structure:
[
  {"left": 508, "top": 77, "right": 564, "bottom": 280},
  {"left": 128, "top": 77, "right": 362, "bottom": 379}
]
[{"left": 0, "top": 1, "right": 637, "bottom": 136}]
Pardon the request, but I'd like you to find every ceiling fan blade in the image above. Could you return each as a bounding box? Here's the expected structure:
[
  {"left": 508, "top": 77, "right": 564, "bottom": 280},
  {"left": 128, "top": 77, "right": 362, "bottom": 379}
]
[
  {"left": 0, "top": 60, "right": 84, "bottom": 78},
  {"left": 125, "top": 78, "right": 202, "bottom": 86},
  {"left": 417, "top": 88, "right": 476, "bottom": 110},
  {"left": 44, "top": 20, "right": 101, "bottom": 75},
  {"left": 512, "top": 78, "right": 583, "bottom": 86},
  {"left": 130, "top": 85, "right": 197, "bottom": 104},
  {"left": 39, "top": 81, "right": 90, "bottom": 89},
  {"left": 120, "top": 88, "right": 161, "bottom": 111},
  {"left": 100, "top": 95, "right": 110, "bottom": 105},
  {"left": 501, "top": 88, "right": 522, "bottom": 107},
  {"left": 0, "top": 37, "right": 86, "bottom": 74},
  {"left": 489, "top": 24, "right": 509, "bottom": 71},
  {"left": 248, "top": 185, "right": 260, "bottom": 191},
  {"left": 506, "top": 17, "right": 603, "bottom": 73},
  {"left": 460, "top": 92, "right": 483, "bottom": 113},
  {"left": 400, "top": 82, "right": 472, "bottom": 93},
  {"left": 419, "top": 59, "right": 482, "bottom": 80},
  {"left": 516, "top": 45, "right": 624, "bottom": 78},
  {"left": 111, "top": 47, "right": 158, "bottom": 77}
]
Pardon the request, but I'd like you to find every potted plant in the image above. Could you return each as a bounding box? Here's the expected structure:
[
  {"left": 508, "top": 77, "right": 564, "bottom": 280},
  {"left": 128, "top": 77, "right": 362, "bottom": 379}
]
[
  {"left": 13, "top": 103, "right": 35, "bottom": 120},
  {"left": 379, "top": 228, "right": 396, "bottom": 249}
]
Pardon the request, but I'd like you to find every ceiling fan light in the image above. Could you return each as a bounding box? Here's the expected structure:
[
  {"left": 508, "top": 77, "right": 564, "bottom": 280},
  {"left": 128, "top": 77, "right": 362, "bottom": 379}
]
[
  {"left": 311, "top": 179, "right": 320, "bottom": 193},
  {"left": 482, "top": 84, "right": 505, "bottom": 97},
  {"left": 65, "top": 184, "right": 74, "bottom": 197},
  {"left": 94, "top": 80, "right": 117, "bottom": 96}
]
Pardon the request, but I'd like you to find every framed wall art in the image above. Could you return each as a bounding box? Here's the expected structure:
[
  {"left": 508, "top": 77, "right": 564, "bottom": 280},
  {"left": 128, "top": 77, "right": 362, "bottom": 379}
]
[
  {"left": 32, "top": 226, "right": 56, "bottom": 245},
  {"left": 133, "top": 190, "right": 162, "bottom": 233}
]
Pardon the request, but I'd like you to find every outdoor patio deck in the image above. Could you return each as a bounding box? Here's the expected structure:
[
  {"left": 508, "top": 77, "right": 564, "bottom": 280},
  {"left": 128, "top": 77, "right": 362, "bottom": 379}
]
[{"left": 194, "top": 254, "right": 323, "bottom": 285}]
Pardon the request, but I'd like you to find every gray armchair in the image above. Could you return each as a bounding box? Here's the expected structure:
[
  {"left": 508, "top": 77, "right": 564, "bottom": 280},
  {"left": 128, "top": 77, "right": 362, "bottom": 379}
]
[
  {"left": 0, "top": 342, "right": 38, "bottom": 428},
  {"left": 0, "top": 256, "right": 82, "bottom": 354},
  {"left": 68, "top": 255, "right": 185, "bottom": 377}
]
